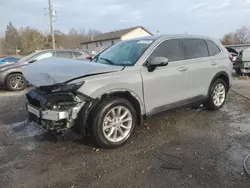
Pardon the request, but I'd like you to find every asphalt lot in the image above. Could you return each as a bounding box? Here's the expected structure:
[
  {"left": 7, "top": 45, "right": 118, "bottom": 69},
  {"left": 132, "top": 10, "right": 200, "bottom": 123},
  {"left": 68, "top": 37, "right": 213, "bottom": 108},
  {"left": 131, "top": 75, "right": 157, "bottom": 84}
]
[{"left": 1, "top": 78, "right": 250, "bottom": 188}]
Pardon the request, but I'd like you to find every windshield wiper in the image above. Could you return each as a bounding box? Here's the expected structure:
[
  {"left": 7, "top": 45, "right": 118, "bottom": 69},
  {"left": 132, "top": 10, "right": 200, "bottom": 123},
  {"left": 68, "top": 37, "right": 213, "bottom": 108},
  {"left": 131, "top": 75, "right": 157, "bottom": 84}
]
[{"left": 99, "top": 57, "right": 115, "bottom": 65}]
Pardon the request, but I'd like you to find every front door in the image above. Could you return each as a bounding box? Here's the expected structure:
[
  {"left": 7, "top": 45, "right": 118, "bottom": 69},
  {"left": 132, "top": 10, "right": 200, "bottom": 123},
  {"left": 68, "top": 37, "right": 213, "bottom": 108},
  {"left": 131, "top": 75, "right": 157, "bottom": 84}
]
[{"left": 141, "top": 39, "right": 190, "bottom": 115}]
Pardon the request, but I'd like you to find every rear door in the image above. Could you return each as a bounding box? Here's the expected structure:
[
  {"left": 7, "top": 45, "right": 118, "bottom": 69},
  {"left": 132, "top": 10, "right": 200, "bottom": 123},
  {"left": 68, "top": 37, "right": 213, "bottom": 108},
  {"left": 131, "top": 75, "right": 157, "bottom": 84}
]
[
  {"left": 141, "top": 39, "right": 190, "bottom": 114},
  {"left": 181, "top": 38, "right": 220, "bottom": 97}
]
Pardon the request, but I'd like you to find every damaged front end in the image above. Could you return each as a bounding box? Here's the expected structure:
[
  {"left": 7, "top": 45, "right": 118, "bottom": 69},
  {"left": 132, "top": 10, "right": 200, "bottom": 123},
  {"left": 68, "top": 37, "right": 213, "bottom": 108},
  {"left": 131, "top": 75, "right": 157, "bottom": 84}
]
[{"left": 26, "top": 81, "right": 94, "bottom": 136}]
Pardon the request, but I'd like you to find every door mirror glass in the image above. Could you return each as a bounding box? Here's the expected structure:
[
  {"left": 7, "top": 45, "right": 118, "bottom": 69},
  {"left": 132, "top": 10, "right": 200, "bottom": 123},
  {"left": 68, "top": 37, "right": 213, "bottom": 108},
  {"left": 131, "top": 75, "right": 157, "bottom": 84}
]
[{"left": 150, "top": 57, "right": 169, "bottom": 66}]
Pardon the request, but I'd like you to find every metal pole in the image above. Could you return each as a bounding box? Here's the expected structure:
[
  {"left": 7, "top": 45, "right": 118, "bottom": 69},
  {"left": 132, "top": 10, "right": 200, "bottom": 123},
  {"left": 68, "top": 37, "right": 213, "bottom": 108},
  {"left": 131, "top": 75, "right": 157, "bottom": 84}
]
[{"left": 48, "top": 0, "right": 55, "bottom": 49}]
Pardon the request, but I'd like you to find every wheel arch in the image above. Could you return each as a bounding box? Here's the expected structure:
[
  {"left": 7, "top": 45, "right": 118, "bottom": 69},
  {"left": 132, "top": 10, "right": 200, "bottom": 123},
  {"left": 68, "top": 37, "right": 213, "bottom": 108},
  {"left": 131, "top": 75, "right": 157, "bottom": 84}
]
[
  {"left": 3, "top": 71, "right": 23, "bottom": 85},
  {"left": 96, "top": 90, "right": 145, "bottom": 126},
  {"left": 208, "top": 71, "right": 230, "bottom": 95}
]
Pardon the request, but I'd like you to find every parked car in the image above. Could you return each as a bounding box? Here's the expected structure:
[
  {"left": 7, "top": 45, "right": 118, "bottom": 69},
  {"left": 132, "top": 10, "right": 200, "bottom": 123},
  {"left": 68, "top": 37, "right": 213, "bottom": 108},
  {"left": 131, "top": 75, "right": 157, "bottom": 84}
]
[
  {"left": 23, "top": 35, "right": 232, "bottom": 148},
  {"left": 0, "top": 49, "right": 87, "bottom": 91},
  {"left": 0, "top": 56, "right": 20, "bottom": 65},
  {"left": 233, "top": 48, "right": 250, "bottom": 75}
]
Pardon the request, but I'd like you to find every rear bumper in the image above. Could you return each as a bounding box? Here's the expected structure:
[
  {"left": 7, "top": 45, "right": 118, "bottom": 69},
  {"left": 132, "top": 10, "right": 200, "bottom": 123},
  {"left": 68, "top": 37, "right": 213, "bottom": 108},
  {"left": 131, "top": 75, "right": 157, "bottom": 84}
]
[{"left": 241, "top": 69, "right": 250, "bottom": 73}]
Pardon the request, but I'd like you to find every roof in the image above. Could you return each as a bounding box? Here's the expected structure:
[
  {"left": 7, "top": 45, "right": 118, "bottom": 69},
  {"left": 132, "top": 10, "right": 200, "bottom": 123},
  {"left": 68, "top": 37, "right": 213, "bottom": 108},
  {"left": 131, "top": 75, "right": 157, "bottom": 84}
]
[
  {"left": 81, "top": 26, "right": 152, "bottom": 44},
  {"left": 122, "top": 34, "right": 216, "bottom": 42}
]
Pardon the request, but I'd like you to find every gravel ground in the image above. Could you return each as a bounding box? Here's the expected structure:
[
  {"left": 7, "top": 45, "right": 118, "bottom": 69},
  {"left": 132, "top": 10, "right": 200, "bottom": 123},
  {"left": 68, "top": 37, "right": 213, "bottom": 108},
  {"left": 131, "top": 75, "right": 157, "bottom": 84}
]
[{"left": 1, "top": 80, "right": 250, "bottom": 188}]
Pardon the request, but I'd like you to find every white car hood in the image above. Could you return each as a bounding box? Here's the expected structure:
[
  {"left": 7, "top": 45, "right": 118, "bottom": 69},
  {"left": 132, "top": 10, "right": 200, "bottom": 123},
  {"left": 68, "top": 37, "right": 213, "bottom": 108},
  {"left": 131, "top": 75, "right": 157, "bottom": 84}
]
[{"left": 22, "top": 57, "right": 123, "bottom": 87}]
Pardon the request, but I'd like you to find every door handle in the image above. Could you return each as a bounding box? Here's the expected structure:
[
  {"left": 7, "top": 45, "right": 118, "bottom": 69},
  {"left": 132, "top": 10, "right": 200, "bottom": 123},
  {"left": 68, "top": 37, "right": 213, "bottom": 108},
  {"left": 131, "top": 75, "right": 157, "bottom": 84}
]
[
  {"left": 178, "top": 67, "right": 188, "bottom": 72},
  {"left": 210, "top": 61, "right": 217, "bottom": 66}
]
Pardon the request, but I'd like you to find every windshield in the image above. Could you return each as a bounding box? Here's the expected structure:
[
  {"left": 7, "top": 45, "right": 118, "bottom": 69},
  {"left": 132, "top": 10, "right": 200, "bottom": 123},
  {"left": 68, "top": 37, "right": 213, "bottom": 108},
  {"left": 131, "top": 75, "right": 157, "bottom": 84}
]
[
  {"left": 18, "top": 51, "right": 42, "bottom": 63},
  {"left": 93, "top": 39, "right": 154, "bottom": 66}
]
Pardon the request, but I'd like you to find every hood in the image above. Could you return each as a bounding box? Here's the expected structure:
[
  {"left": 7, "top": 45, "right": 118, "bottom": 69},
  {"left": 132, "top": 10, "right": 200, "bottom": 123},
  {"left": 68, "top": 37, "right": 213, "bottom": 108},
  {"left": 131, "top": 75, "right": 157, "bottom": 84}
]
[
  {"left": 22, "top": 57, "right": 123, "bottom": 87},
  {"left": 0, "top": 62, "right": 26, "bottom": 69}
]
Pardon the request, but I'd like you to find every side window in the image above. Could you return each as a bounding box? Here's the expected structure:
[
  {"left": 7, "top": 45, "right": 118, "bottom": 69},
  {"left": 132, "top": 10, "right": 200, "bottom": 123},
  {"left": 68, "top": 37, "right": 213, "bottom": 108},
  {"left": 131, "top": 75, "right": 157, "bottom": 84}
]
[
  {"left": 6, "top": 58, "right": 18, "bottom": 62},
  {"left": 56, "top": 51, "right": 73, "bottom": 59},
  {"left": 182, "top": 39, "right": 209, "bottom": 60},
  {"left": 35, "top": 52, "right": 53, "bottom": 60},
  {"left": 206, "top": 40, "right": 221, "bottom": 56},
  {"left": 149, "top": 39, "right": 182, "bottom": 62},
  {"left": 72, "top": 52, "right": 83, "bottom": 58}
]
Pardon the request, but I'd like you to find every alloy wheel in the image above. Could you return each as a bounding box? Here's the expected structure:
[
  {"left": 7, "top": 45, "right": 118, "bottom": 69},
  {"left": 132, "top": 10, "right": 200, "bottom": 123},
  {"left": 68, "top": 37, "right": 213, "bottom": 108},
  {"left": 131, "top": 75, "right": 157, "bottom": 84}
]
[
  {"left": 213, "top": 83, "right": 226, "bottom": 107},
  {"left": 102, "top": 106, "right": 133, "bottom": 142}
]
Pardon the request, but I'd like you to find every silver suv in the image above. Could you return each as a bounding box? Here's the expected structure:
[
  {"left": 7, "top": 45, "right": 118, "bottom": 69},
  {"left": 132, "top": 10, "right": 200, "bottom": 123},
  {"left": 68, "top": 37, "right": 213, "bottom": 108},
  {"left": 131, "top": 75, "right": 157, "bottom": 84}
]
[{"left": 23, "top": 35, "right": 232, "bottom": 148}]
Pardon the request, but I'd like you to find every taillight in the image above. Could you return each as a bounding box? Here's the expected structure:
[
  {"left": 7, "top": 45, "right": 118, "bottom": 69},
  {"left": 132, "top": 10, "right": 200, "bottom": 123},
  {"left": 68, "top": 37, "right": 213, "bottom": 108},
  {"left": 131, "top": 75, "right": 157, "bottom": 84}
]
[
  {"left": 86, "top": 56, "right": 93, "bottom": 61},
  {"left": 229, "top": 54, "right": 234, "bottom": 62}
]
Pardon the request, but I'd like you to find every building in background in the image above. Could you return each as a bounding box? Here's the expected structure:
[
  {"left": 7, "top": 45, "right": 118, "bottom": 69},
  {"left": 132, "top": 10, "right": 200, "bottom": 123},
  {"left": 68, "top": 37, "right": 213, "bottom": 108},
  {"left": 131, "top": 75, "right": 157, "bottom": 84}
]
[{"left": 80, "top": 26, "right": 152, "bottom": 55}]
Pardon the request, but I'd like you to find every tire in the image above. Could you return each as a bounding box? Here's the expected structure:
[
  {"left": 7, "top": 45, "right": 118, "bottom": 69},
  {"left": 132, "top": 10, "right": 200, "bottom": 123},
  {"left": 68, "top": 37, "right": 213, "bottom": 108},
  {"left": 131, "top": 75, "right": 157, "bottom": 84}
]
[
  {"left": 235, "top": 68, "right": 241, "bottom": 75},
  {"left": 91, "top": 97, "right": 137, "bottom": 148},
  {"left": 6, "top": 73, "right": 27, "bottom": 91},
  {"left": 205, "top": 79, "right": 227, "bottom": 110}
]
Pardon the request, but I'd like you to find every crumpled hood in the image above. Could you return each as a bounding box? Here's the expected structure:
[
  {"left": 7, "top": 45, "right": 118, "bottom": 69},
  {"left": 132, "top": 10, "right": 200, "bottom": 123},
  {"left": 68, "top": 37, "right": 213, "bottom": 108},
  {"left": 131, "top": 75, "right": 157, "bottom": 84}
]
[{"left": 22, "top": 57, "right": 123, "bottom": 87}]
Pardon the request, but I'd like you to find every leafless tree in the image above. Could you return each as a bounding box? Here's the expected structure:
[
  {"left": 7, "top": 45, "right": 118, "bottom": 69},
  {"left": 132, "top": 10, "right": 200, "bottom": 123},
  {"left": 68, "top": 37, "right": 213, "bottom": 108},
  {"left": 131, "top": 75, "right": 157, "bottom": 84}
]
[{"left": 234, "top": 26, "right": 250, "bottom": 44}]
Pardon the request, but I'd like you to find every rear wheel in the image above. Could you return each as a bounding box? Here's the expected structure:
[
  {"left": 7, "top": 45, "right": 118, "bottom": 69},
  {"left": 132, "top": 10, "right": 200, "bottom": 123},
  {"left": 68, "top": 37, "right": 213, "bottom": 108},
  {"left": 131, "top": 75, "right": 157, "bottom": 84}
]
[
  {"left": 205, "top": 79, "right": 227, "bottom": 110},
  {"left": 91, "top": 98, "right": 137, "bottom": 148},
  {"left": 6, "top": 73, "right": 27, "bottom": 91}
]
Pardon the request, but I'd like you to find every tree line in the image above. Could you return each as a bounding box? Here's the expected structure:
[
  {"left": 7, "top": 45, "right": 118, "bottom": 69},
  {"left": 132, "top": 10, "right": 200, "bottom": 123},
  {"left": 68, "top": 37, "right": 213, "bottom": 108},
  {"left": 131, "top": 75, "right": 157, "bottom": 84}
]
[
  {"left": 1, "top": 22, "right": 250, "bottom": 55},
  {"left": 220, "top": 26, "right": 250, "bottom": 45},
  {"left": 1, "top": 22, "right": 101, "bottom": 55}
]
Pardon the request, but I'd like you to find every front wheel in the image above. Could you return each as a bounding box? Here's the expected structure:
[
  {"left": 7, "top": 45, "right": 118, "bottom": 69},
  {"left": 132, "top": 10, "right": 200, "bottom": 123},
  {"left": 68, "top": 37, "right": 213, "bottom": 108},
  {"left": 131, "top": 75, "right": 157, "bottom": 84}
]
[
  {"left": 6, "top": 73, "right": 27, "bottom": 91},
  {"left": 205, "top": 79, "right": 227, "bottom": 110},
  {"left": 91, "top": 98, "right": 137, "bottom": 148}
]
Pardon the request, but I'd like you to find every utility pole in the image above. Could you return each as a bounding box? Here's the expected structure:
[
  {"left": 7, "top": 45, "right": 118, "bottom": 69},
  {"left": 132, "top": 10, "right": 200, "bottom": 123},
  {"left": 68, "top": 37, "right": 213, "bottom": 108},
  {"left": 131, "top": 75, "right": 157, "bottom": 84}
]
[{"left": 48, "top": 0, "right": 55, "bottom": 49}]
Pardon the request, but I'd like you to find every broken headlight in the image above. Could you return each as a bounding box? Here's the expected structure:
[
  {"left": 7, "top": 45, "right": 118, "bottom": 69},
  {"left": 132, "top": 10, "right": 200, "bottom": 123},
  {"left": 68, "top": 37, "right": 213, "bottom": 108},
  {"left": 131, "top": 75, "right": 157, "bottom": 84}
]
[{"left": 50, "top": 81, "right": 85, "bottom": 93}]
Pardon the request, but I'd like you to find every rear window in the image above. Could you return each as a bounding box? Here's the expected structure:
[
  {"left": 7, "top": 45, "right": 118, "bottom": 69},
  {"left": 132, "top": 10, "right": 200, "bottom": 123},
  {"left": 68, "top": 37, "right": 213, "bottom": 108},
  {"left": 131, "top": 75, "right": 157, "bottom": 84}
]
[
  {"left": 206, "top": 40, "right": 221, "bottom": 56},
  {"left": 182, "top": 39, "right": 209, "bottom": 60}
]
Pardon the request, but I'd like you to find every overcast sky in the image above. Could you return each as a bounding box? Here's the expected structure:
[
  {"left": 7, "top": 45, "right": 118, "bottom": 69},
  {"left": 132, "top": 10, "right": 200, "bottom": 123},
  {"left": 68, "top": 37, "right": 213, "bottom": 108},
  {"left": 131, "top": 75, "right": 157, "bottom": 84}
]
[{"left": 1, "top": 0, "right": 250, "bottom": 38}]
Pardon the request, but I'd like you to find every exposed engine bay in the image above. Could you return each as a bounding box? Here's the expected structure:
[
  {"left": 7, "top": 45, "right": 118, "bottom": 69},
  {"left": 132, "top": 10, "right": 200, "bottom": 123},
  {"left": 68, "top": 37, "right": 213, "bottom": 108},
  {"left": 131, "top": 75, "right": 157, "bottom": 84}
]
[{"left": 26, "top": 82, "right": 93, "bottom": 135}]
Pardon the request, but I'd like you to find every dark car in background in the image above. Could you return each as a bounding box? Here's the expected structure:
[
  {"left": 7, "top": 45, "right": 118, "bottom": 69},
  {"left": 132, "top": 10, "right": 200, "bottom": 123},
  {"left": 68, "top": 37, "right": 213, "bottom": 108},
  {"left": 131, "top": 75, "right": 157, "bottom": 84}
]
[{"left": 0, "top": 49, "right": 88, "bottom": 91}]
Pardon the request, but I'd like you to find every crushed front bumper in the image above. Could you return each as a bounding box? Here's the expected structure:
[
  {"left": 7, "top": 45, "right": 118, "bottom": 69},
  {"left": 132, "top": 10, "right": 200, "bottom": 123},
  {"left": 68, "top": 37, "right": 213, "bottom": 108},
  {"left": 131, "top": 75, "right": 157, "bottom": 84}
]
[
  {"left": 26, "top": 102, "right": 85, "bottom": 133},
  {"left": 27, "top": 103, "right": 69, "bottom": 121}
]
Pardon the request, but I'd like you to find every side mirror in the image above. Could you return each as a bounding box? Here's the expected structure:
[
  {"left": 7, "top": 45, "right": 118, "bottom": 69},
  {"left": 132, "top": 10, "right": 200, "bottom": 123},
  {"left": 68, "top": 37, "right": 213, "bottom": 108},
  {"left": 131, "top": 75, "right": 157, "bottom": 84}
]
[
  {"left": 145, "top": 57, "right": 169, "bottom": 72},
  {"left": 28, "top": 59, "right": 37, "bottom": 64},
  {"left": 150, "top": 57, "right": 169, "bottom": 66}
]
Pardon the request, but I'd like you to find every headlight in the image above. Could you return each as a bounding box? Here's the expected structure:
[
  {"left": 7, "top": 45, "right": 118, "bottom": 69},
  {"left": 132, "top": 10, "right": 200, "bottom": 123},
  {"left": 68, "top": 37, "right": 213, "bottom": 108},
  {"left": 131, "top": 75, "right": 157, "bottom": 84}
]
[
  {"left": 0, "top": 68, "right": 5, "bottom": 72},
  {"left": 50, "top": 81, "right": 85, "bottom": 93}
]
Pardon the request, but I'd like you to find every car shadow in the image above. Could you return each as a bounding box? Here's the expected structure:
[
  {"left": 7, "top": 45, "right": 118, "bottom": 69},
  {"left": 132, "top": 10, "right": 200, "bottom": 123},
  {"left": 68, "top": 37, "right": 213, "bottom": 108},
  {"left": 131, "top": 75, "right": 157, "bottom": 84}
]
[{"left": 31, "top": 128, "right": 95, "bottom": 147}]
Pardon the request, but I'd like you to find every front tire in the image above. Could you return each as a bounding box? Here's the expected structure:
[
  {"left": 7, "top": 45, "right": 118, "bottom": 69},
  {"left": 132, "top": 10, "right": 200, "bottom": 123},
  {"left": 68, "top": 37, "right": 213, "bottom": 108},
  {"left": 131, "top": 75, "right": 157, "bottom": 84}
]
[
  {"left": 206, "top": 79, "right": 227, "bottom": 110},
  {"left": 6, "top": 73, "right": 27, "bottom": 91},
  {"left": 91, "top": 98, "right": 137, "bottom": 148}
]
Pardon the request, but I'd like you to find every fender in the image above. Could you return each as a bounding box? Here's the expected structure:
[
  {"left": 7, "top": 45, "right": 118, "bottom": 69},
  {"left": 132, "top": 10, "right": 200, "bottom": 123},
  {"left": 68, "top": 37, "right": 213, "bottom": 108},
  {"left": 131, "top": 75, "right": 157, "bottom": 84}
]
[
  {"left": 207, "top": 71, "right": 230, "bottom": 95},
  {"left": 98, "top": 88, "right": 145, "bottom": 115},
  {"left": 74, "top": 89, "right": 145, "bottom": 136},
  {"left": 0, "top": 69, "right": 23, "bottom": 84}
]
